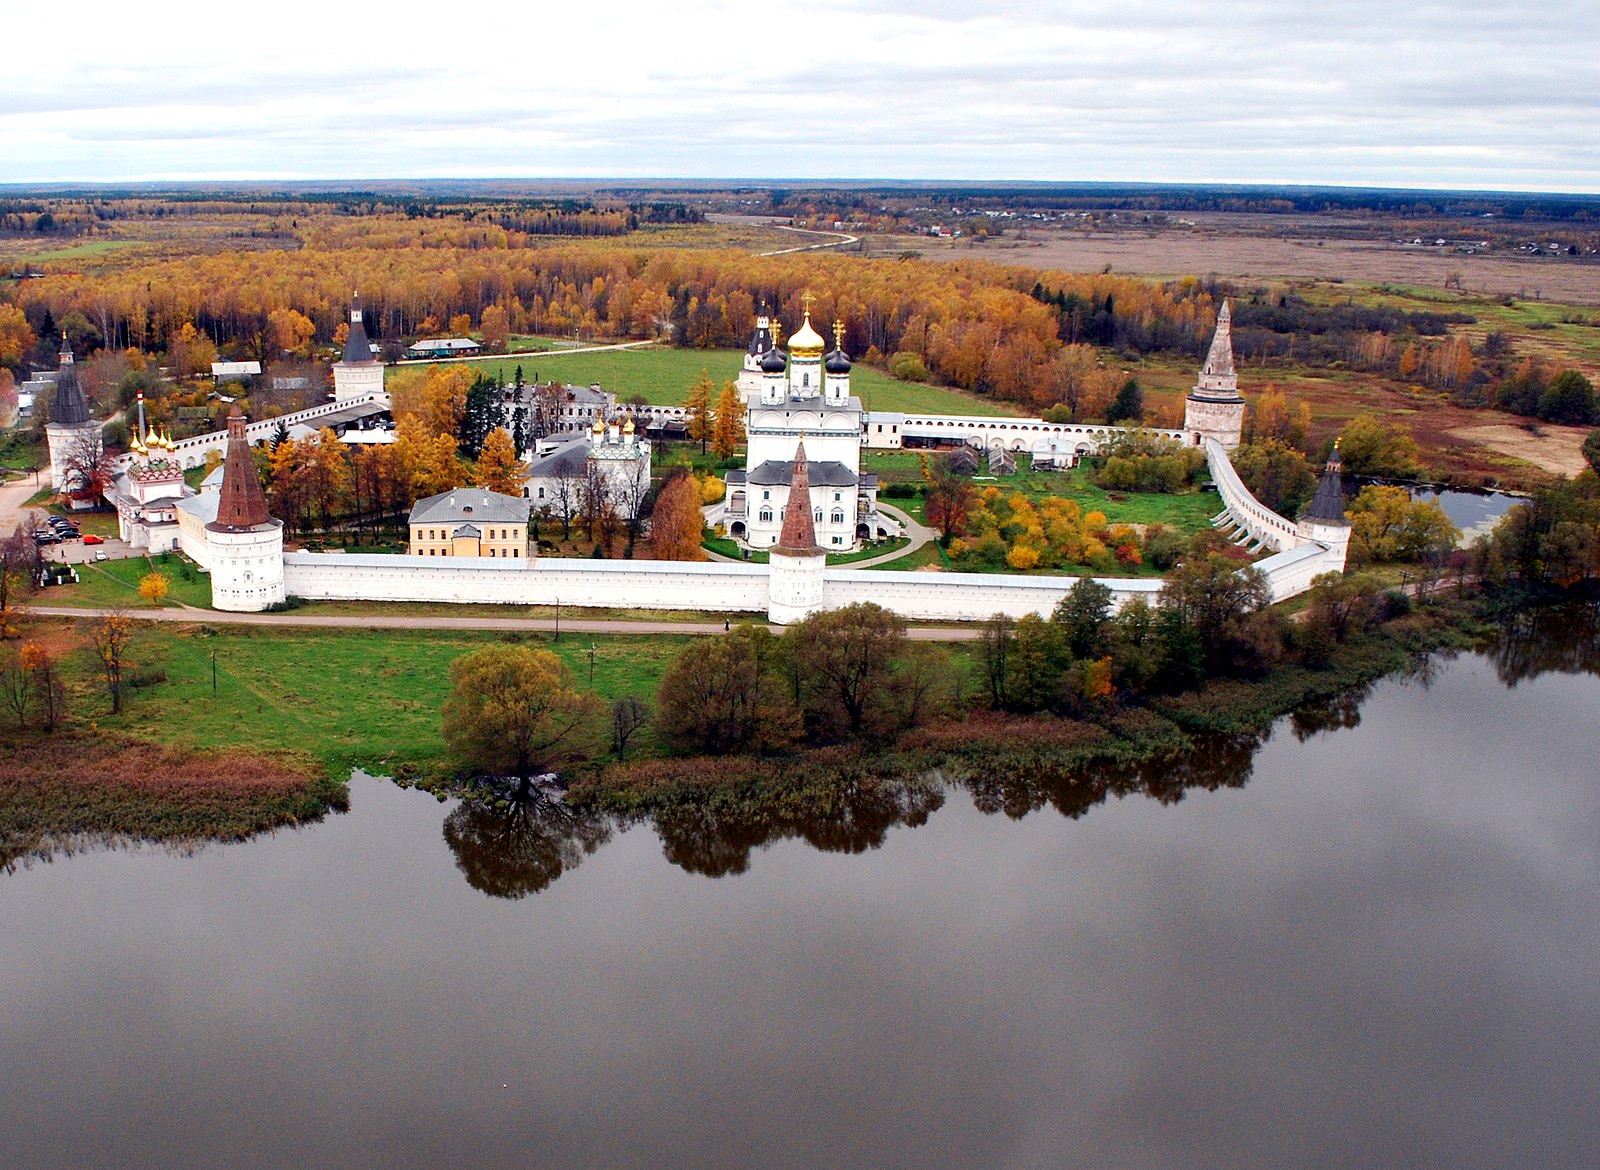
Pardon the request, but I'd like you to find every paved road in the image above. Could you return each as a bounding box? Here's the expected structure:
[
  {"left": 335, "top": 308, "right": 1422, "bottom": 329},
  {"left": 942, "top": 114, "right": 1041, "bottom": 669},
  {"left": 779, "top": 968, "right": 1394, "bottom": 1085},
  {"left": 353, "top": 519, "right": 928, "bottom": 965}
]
[
  {"left": 0, "top": 474, "right": 45, "bottom": 533},
  {"left": 19, "top": 604, "right": 984, "bottom": 640}
]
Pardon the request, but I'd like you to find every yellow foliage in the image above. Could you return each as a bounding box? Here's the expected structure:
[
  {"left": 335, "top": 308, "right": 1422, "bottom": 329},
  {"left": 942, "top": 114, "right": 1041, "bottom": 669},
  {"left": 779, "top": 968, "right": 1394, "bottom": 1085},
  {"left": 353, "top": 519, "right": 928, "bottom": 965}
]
[
  {"left": 698, "top": 474, "right": 726, "bottom": 504},
  {"left": 1083, "top": 510, "right": 1108, "bottom": 532},
  {"left": 1006, "top": 544, "right": 1041, "bottom": 570}
]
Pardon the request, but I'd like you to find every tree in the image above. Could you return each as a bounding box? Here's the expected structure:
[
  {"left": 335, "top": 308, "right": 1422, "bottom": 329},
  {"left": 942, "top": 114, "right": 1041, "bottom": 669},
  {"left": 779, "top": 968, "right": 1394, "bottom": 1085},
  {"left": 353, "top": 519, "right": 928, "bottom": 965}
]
[
  {"left": 1347, "top": 485, "right": 1459, "bottom": 563},
  {"left": 649, "top": 472, "right": 706, "bottom": 560},
  {"left": 925, "top": 468, "right": 974, "bottom": 544},
  {"left": 612, "top": 451, "right": 652, "bottom": 546},
  {"left": 711, "top": 380, "right": 744, "bottom": 461},
  {"left": 1248, "top": 387, "right": 1312, "bottom": 450},
  {"left": 1105, "top": 377, "right": 1143, "bottom": 423},
  {"left": 459, "top": 374, "right": 506, "bottom": 459},
  {"left": 0, "top": 304, "right": 33, "bottom": 368},
  {"left": 684, "top": 369, "right": 713, "bottom": 453},
  {"left": 979, "top": 613, "right": 1014, "bottom": 709},
  {"left": 479, "top": 304, "right": 510, "bottom": 353},
  {"left": 610, "top": 694, "right": 650, "bottom": 761},
  {"left": 1159, "top": 557, "right": 1271, "bottom": 667},
  {"left": 578, "top": 458, "right": 612, "bottom": 543},
  {"left": 266, "top": 307, "right": 316, "bottom": 356},
  {"left": 1231, "top": 440, "right": 1318, "bottom": 517},
  {"left": 138, "top": 571, "right": 170, "bottom": 605},
  {"left": 656, "top": 625, "right": 799, "bottom": 754},
  {"left": 0, "top": 521, "right": 40, "bottom": 627},
  {"left": 473, "top": 427, "right": 527, "bottom": 496},
  {"left": 89, "top": 611, "right": 133, "bottom": 714},
  {"left": 1336, "top": 415, "right": 1421, "bottom": 479},
  {"left": 1053, "top": 576, "right": 1114, "bottom": 659},
  {"left": 784, "top": 602, "right": 907, "bottom": 738},
  {"left": 442, "top": 645, "right": 601, "bottom": 778},
  {"left": 1537, "top": 370, "right": 1598, "bottom": 426},
  {"left": 60, "top": 430, "right": 116, "bottom": 502},
  {"left": 1585, "top": 429, "right": 1600, "bottom": 476},
  {"left": 306, "top": 428, "right": 352, "bottom": 531}
]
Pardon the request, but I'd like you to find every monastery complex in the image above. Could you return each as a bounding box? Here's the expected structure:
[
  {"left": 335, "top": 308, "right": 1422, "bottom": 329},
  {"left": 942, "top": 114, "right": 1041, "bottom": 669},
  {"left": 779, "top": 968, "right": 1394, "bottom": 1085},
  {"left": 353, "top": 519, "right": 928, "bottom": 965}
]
[{"left": 43, "top": 292, "right": 1349, "bottom": 623}]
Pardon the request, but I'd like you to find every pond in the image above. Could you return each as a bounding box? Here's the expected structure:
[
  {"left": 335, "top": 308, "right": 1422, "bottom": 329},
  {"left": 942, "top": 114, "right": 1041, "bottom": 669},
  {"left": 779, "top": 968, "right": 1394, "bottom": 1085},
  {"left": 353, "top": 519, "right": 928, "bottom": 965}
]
[
  {"left": 2, "top": 609, "right": 1597, "bottom": 1169},
  {"left": 1414, "top": 485, "right": 1522, "bottom": 543}
]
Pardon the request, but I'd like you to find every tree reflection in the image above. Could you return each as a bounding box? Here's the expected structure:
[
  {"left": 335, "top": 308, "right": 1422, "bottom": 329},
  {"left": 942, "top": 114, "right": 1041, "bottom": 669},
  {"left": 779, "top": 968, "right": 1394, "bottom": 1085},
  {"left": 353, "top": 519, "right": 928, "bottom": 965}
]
[
  {"left": 1290, "top": 688, "right": 1368, "bottom": 741},
  {"left": 1488, "top": 603, "right": 1600, "bottom": 686},
  {"left": 442, "top": 777, "right": 612, "bottom": 899},
  {"left": 653, "top": 778, "right": 945, "bottom": 878}
]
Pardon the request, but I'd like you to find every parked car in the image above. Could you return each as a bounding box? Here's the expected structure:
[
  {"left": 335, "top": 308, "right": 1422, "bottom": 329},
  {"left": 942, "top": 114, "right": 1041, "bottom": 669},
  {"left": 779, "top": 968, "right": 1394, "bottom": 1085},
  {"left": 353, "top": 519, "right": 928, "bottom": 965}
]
[
  {"left": 82, "top": 534, "right": 104, "bottom": 545},
  {"left": 93, "top": 551, "right": 108, "bottom": 561},
  {"left": 33, "top": 532, "right": 60, "bottom": 545}
]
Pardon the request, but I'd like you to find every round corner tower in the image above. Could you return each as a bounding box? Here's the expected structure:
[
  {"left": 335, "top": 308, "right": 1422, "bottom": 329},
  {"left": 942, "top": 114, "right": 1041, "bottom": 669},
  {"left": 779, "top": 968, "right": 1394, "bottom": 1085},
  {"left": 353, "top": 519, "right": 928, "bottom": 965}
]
[
  {"left": 1184, "top": 300, "right": 1246, "bottom": 451},
  {"left": 206, "top": 408, "right": 286, "bottom": 611},
  {"left": 333, "top": 292, "right": 385, "bottom": 402},
  {"left": 44, "top": 338, "right": 101, "bottom": 493},
  {"left": 766, "top": 441, "right": 827, "bottom": 624}
]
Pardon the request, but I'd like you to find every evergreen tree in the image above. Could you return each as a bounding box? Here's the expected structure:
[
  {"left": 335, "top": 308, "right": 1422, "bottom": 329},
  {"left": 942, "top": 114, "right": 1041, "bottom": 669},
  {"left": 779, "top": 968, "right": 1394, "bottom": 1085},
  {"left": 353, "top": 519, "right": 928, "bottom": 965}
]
[
  {"left": 459, "top": 374, "right": 506, "bottom": 460},
  {"left": 1105, "top": 377, "right": 1144, "bottom": 423}
]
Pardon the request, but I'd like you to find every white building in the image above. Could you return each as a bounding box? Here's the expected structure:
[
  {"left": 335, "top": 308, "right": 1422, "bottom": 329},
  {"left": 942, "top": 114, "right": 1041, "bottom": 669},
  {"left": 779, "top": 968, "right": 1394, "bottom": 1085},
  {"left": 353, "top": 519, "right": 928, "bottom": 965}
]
[
  {"left": 524, "top": 414, "right": 652, "bottom": 520},
  {"left": 108, "top": 427, "right": 195, "bottom": 552},
  {"left": 724, "top": 304, "right": 897, "bottom": 550}
]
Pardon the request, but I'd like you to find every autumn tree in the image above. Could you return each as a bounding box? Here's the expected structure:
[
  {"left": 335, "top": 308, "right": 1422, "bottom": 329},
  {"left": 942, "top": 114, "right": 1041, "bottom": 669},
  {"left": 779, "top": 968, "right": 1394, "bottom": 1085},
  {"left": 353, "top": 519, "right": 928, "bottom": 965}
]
[
  {"left": 783, "top": 602, "right": 907, "bottom": 738},
  {"left": 656, "top": 625, "right": 800, "bottom": 754},
  {"left": 649, "top": 472, "right": 706, "bottom": 560},
  {"left": 578, "top": 457, "right": 612, "bottom": 543},
  {"left": 89, "top": 611, "right": 133, "bottom": 714},
  {"left": 473, "top": 426, "right": 527, "bottom": 496},
  {"left": 59, "top": 430, "right": 117, "bottom": 502},
  {"left": 266, "top": 308, "right": 316, "bottom": 356},
  {"left": 1346, "top": 485, "right": 1459, "bottom": 563},
  {"left": 1159, "top": 556, "right": 1272, "bottom": 670},
  {"left": 1249, "top": 387, "right": 1312, "bottom": 450},
  {"left": 1337, "top": 415, "right": 1421, "bottom": 479},
  {"left": 138, "top": 571, "right": 170, "bottom": 605},
  {"left": 306, "top": 429, "right": 352, "bottom": 531},
  {"left": 0, "top": 522, "right": 40, "bottom": 627},
  {"left": 925, "top": 467, "right": 974, "bottom": 544},
  {"left": 0, "top": 304, "right": 33, "bottom": 368},
  {"left": 684, "top": 369, "right": 713, "bottom": 453},
  {"left": 442, "top": 645, "right": 602, "bottom": 778},
  {"left": 710, "top": 380, "right": 745, "bottom": 460},
  {"left": 479, "top": 304, "right": 510, "bottom": 353}
]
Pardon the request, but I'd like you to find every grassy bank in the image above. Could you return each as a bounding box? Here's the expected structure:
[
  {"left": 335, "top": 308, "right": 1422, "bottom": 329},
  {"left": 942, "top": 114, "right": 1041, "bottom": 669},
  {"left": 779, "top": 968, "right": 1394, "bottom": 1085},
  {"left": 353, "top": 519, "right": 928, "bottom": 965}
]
[{"left": 0, "top": 731, "right": 344, "bottom": 868}]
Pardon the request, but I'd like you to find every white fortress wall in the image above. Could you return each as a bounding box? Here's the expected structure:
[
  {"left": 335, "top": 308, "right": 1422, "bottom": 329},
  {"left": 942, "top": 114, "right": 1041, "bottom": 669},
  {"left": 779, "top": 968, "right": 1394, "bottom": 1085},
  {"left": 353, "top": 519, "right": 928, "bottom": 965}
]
[
  {"left": 820, "top": 569, "right": 1164, "bottom": 622},
  {"left": 112, "top": 393, "right": 390, "bottom": 473},
  {"left": 865, "top": 411, "right": 1189, "bottom": 456},
  {"left": 282, "top": 553, "right": 772, "bottom": 613},
  {"left": 1203, "top": 437, "right": 1305, "bottom": 552}
]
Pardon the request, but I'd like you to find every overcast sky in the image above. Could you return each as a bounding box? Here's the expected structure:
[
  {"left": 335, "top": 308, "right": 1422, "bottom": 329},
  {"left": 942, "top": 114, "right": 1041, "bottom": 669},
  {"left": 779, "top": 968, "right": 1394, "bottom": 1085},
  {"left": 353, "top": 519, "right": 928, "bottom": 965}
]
[{"left": 4, "top": 0, "right": 1597, "bottom": 191}]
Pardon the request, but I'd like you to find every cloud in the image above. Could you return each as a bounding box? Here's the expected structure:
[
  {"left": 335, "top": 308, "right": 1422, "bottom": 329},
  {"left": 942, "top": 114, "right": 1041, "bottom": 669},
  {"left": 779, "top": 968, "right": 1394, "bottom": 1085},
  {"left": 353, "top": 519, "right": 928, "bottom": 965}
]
[{"left": 2, "top": 0, "right": 1596, "bottom": 188}]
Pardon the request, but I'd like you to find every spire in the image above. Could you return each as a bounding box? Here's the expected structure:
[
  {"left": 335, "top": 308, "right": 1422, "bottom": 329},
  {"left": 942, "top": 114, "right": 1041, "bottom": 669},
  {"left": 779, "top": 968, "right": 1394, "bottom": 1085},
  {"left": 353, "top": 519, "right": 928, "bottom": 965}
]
[
  {"left": 340, "top": 291, "right": 376, "bottom": 365},
  {"left": 775, "top": 441, "right": 823, "bottom": 555},
  {"left": 51, "top": 336, "right": 92, "bottom": 426},
  {"left": 1192, "top": 299, "right": 1240, "bottom": 400},
  {"left": 1302, "top": 439, "right": 1350, "bottom": 525},
  {"left": 208, "top": 407, "right": 273, "bottom": 531}
]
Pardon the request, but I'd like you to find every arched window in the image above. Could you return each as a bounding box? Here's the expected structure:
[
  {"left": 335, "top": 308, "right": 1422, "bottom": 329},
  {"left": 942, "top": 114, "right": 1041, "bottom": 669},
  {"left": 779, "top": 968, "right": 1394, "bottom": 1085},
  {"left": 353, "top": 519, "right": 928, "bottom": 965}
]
[
  {"left": 830, "top": 510, "right": 844, "bottom": 525},
  {"left": 760, "top": 509, "right": 772, "bottom": 523}
]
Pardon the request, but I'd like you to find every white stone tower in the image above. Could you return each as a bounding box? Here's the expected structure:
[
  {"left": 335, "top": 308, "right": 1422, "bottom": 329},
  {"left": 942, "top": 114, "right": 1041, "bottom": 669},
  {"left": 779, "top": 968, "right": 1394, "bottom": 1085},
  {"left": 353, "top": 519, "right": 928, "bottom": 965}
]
[
  {"left": 1297, "top": 440, "right": 1352, "bottom": 574},
  {"left": 45, "top": 337, "right": 100, "bottom": 494},
  {"left": 332, "top": 292, "right": 385, "bottom": 402},
  {"left": 767, "top": 441, "right": 827, "bottom": 624},
  {"left": 206, "top": 407, "right": 286, "bottom": 612},
  {"left": 1183, "top": 300, "right": 1246, "bottom": 450}
]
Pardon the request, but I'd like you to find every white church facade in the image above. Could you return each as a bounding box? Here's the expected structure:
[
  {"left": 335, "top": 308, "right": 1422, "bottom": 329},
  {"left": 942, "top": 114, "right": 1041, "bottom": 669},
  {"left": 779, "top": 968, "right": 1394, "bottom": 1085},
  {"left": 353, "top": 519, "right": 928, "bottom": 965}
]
[{"left": 724, "top": 303, "right": 899, "bottom": 550}]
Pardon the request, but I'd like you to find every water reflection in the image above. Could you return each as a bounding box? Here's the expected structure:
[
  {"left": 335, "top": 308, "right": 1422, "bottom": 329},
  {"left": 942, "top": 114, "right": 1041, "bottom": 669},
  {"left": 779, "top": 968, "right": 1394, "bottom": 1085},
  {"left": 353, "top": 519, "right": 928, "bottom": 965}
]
[
  {"left": 650, "top": 777, "right": 945, "bottom": 878},
  {"left": 1487, "top": 602, "right": 1600, "bottom": 685},
  {"left": 441, "top": 777, "right": 612, "bottom": 899}
]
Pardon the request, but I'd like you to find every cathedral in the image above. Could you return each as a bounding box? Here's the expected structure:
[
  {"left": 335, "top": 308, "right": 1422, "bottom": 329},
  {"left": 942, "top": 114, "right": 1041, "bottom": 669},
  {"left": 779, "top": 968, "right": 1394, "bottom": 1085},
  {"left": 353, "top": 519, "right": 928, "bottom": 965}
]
[{"left": 724, "top": 301, "right": 899, "bottom": 551}]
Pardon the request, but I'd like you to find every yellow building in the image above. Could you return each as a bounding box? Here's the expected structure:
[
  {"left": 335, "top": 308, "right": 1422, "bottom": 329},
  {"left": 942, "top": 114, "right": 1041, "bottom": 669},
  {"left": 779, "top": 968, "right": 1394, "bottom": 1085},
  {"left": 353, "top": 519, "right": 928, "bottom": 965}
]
[{"left": 408, "top": 488, "right": 532, "bottom": 558}]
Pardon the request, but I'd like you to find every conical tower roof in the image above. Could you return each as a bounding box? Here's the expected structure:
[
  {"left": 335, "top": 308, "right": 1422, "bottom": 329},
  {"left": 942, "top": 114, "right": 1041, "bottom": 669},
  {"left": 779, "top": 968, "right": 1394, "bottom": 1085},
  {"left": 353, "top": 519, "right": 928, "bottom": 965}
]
[
  {"left": 775, "top": 441, "right": 823, "bottom": 556},
  {"left": 52, "top": 336, "right": 93, "bottom": 426},
  {"left": 207, "top": 408, "right": 274, "bottom": 531},
  {"left": 340, "top": 292, "right": 377, "bottom": 365},
  {"left": 1302, "top": 441, "right": 1350, "bottom": 525},
  {"left": 1191, "top": 299, "right": 1241, "bottom": 401}
]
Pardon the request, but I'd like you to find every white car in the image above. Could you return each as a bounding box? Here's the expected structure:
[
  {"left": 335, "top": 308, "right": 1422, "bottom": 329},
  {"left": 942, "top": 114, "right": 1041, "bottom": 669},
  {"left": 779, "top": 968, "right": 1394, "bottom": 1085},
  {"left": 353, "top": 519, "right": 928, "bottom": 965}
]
[{"left": 93, "top": 550, "right": 108, "bottom": 562}]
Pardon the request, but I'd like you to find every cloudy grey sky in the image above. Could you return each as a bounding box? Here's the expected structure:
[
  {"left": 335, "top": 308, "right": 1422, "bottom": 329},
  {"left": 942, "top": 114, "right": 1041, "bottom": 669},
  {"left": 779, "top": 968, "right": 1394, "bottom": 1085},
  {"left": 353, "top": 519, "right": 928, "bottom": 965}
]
[{"left": 4, "top": 0, "right": 1597, "bottom": 190}]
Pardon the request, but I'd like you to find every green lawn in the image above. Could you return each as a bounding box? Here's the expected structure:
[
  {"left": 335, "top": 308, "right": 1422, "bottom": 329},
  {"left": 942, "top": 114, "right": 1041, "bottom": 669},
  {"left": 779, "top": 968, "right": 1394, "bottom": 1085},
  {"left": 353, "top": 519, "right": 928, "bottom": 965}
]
[
  {"left": 0, "top": 430, "right": 44, "bottom": 471},
  {"left": 46, "top": 552, "right": 214, "bottom": 609},
  {"left": 66, "top": 623, "right": 693, "bottom": 778},
  {"left": 399, "top": 345, "right": 1011, "bottom": 415}
]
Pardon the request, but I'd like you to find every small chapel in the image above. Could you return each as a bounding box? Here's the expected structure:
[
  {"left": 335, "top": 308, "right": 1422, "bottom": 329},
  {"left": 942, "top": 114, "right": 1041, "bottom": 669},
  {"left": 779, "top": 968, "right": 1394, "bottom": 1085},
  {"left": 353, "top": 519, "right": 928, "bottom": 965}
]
[{"left": 724, "top": 299, "right": 900, "bottom": 551}]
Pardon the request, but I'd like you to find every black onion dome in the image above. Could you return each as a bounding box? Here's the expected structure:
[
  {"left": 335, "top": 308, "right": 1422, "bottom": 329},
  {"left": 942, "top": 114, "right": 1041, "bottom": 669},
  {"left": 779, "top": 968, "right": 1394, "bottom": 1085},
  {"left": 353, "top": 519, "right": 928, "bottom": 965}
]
[
  {"left": 760, "top": 347, "right": 788, "bottom": 374},
  {"left": 825, "top": 347, "right": 851, "bottom": 375}
]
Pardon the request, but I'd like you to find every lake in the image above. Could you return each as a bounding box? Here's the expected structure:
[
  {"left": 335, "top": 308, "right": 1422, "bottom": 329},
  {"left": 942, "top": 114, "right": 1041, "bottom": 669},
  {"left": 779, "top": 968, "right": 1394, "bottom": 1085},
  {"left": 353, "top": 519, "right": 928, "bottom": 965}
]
[{"left": 2, "top": 610, "right": 1596, "bottom": 1169}]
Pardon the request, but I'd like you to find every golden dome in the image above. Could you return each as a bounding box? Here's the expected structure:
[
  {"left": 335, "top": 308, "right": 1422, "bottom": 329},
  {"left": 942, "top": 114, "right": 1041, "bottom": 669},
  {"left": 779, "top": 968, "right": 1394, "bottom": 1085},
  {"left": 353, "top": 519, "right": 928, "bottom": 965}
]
[
  {"left": 592, "top": 415, "right": 605, "bottom": 434},
  {"left": 145, "top": 427, "right": 160, "bottom": 447},
  {"left": 623, "top": 415, "right": 636, "bottom": 434},
  {"left": 787, "top": 310, "right": 825, "bottom": 359}
]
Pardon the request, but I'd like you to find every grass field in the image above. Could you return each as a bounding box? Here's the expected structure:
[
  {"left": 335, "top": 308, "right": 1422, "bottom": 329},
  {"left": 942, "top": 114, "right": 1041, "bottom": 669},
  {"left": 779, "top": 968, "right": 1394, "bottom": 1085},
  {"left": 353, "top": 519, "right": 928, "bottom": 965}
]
[
  {"left": 398, "top": 345, "right": 1012, "bottom": 416},
  {"left": 40, "top": 620, "right": 694, "bottom": 779},
  {"left": 44, "top": 552, "right": 213, "bottom": 608}
]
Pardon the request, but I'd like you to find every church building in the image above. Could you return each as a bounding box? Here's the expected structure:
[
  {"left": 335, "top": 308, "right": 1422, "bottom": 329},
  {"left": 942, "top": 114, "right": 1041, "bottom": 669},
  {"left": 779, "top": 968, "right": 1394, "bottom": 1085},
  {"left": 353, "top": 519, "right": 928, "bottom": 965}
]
[{"left": 724, "top": 301, "right": 898, "bottom": 551}]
